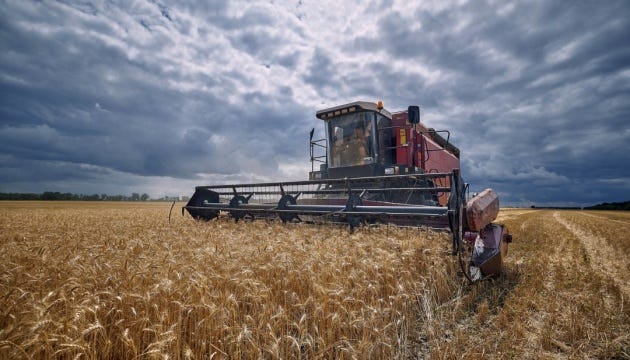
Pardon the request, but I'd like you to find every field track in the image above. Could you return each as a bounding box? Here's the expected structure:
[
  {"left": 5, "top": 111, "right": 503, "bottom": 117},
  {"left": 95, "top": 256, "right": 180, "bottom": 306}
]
[
  {"left": 0, "top": 202, "right": 628, "bottom": 359},
  {"left": 553, "top": 211, "right": 629, "bottom": 296}
]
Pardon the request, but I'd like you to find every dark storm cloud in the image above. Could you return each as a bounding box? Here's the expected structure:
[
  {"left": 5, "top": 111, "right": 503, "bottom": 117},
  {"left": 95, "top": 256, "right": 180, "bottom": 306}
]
[
  {"left": 303, "top": 48, "right": 336, "bottom": 88},
  {"left": 1, "top": 0, "right": 628, "bottom": 205},
  {"left": 1, "top": 0, "right": 310, "bottom": 183},
  {"left": 342, "top": 0, "right": 630, "bottom": 206}
]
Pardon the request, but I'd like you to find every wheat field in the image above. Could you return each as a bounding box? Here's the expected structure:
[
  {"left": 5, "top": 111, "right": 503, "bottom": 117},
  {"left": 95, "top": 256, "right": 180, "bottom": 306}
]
[{"left": 0, "top": 202, "right": 628, "bottom": 359}]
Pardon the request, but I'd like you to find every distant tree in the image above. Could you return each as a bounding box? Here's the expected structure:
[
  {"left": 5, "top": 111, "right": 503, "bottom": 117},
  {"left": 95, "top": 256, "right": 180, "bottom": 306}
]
[
  {"left": 42, "top": 191, "right": 66, "bottom": 200},
  {"left": 41, "top": 191, "right": 53, "bottom": 200},
  {"left": 0, "top": 191, "right": 161, "bottom": 202},
  {"left": 585, "top": 200, "right": 630, "bottom": 210},
  {"left": 0, "top": 193, "right": 40, "bottom": 200}
]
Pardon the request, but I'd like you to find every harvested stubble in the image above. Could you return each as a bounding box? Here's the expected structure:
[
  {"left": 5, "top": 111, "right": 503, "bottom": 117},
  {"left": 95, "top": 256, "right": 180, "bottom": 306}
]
[
  {"left": 0, "top": 202, "right": 459, "bottom": 359},
  {"left": 430, "top": 209, "right": 630, "bottom": 359},
  {"left": 1, "top": 203, "right": 628, "bottom": 359}
]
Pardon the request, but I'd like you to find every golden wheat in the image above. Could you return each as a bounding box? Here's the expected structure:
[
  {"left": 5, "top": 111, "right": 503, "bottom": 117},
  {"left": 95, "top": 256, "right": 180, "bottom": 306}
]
[{"left": 0, "top": 202, "right": 628, "bottom": 359}]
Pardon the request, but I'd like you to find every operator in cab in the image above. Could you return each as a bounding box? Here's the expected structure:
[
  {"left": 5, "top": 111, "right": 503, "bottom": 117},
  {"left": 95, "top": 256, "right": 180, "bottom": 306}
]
[{"left": 345, "top": 124, "right": 368, "bottom": 165}]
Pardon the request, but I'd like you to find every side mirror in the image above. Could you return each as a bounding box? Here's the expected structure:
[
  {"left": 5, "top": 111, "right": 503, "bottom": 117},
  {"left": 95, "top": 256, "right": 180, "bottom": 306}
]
[
  {"left": 309, "top": 128, "right": 315, "bottom": 141},
  {"left": 408, "top": 105, "right": 420, "bottom": 124}
]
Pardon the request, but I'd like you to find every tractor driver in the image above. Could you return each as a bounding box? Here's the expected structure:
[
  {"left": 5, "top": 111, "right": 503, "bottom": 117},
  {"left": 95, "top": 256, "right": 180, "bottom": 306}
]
[
  {"left": 345, "top": 124, "right": 368, "bottom": 165},
  {"left": 364, "top": 120, "right": 373, "bottom": 155}
]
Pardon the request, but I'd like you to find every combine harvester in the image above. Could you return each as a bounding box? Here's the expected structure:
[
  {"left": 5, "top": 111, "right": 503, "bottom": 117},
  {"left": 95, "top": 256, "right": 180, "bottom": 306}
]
[{"left": 184, "top": 101, "right": 511, "bottom": 282}]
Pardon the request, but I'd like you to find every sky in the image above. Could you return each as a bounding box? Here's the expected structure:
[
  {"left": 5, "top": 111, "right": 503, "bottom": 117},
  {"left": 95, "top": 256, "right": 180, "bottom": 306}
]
[{"left": 1, "top": 0, "right": 629, "bottom": 207}]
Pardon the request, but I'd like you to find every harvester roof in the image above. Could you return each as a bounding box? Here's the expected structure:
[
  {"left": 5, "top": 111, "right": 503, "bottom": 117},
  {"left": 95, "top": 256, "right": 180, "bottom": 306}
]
[{"left": 316, "top": 101, "right": 392, "bottom": 120}]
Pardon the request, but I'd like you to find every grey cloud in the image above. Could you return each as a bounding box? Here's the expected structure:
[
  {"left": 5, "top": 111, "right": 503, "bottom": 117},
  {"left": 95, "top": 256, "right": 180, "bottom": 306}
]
[
  {"left": 1, "top": 0, "right": 628, "bottom": 205},
  {"left": 302, "top": 48, "right": 340, "bottom": 92}
]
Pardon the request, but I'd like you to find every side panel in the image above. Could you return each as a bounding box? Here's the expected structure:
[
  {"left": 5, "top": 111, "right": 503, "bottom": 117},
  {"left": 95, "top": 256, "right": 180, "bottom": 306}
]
[
  {"left": 391, "top": 111, "right": 461, "bottom": 206},
  {"left": 392, "top": 112, "right": 430, "bottom": 167},
  {"left": 392, "top": 111, "right": 460, "bottom": 173},
  {"left": 391, "top": 112, "right": 410, "bottom": 166},
  {"left": 423, "top": 136, "right": 460, "bottom": 174}
]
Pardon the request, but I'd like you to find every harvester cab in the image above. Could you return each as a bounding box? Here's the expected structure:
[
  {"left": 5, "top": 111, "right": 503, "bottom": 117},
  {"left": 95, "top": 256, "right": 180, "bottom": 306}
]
[
  {"left": 310, "top": 102, "right": 454, "bottom": 179},
  {"left": 309, "top": 101, "right": 461, "bottom": 207},
  {"left": 184, "top": 101, "right": 511, "bottom": 282}
]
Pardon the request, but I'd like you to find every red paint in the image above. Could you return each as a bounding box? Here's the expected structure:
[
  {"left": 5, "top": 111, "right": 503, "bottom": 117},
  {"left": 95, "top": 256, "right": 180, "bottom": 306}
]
[
  {"left": 390, "top": 111, "right": 461, "bottom": 206},
  {"left": 391, "top": 111, "right": 460, "bottom": 172}
]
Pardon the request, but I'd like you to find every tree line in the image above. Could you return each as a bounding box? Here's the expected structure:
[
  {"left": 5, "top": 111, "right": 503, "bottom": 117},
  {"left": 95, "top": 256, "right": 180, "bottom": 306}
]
[
  {"left": 584, "top": 200, "right": 630, "bottom": 211},
  {"left": 0, "top": 192, "right": 150, "bottom": 201}
]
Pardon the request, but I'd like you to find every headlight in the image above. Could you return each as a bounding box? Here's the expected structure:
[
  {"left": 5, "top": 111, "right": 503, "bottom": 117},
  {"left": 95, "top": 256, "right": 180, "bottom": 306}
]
[{"left": 384, "top": 167, "right": 395, "bottom": 175}]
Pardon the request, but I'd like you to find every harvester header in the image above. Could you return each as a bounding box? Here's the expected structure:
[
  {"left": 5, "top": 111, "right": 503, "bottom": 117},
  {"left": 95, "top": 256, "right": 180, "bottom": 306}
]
[{"left": 184, "top": 100, "right": 511, "bottom": 282}]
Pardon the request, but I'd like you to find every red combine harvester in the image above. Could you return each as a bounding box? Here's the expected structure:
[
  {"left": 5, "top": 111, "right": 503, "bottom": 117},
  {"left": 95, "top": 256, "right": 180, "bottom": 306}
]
[{"left": 184, "top": 101, "right": 511, "bottom": 281}]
